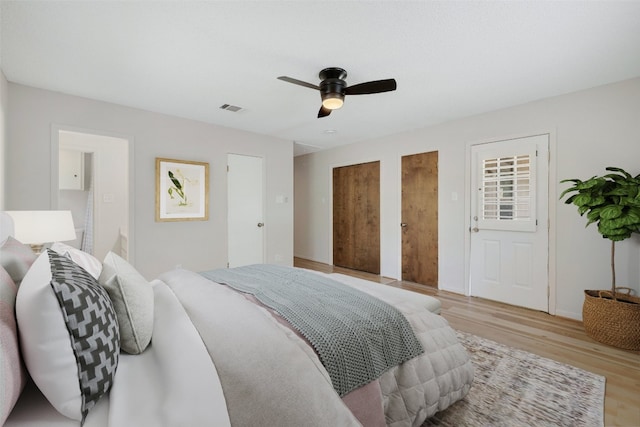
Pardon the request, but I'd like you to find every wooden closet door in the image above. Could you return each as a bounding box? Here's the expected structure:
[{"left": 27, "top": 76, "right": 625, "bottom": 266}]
[
  {"left": 402, "top": 151, "right": 438, "bottom": 286},
  {"left": 333, "top": 161, "right": 380, "bottom": 274}
]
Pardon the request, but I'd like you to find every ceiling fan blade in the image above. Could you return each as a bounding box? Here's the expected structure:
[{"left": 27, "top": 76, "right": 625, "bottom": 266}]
[
  {"left": 318, "top": 105, "right": 332, "bottom": 118},
  {"left": 277, "top": 76, "right": 320, "bottom": 90},
  {"left": 345, "top": 79, "right": 397, "bottom": 95}
]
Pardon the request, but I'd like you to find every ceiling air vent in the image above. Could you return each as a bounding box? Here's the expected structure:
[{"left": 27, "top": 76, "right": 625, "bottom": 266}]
[{"left": 219, "top": 104, "right": 243, "bottom": 113}]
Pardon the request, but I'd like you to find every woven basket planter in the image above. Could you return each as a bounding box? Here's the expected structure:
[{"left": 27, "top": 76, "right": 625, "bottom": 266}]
[{"left": 582, "top": 289, "right": 640, "bottom": 351}]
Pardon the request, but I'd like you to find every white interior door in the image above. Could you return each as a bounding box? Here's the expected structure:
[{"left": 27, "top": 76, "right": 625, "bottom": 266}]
[
  {"left": 227, "top": 154, "right": 264, "bottom": 268},
  {"left": 469, "top": 134, "right": 549, "bottom": 311}
]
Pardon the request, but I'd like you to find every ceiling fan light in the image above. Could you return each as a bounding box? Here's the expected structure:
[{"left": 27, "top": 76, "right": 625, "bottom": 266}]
[{"left": 322, "top": 93, "right": 344, "bottom": 110}]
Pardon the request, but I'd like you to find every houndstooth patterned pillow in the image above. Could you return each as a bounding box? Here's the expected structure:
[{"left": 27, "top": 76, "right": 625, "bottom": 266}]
[{"left": 48, "top": 250, "right": 120, "bottom": 422}]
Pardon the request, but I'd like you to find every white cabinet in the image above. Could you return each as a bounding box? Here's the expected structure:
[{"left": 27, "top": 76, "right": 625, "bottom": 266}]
[{"left": 59, "top": 149, "right": 85, "bottom": 190}]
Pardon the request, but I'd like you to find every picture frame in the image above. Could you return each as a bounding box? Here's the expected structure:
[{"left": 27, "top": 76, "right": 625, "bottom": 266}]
[{"left": 155, "top": 157, "right": 209, "bottom": 222}]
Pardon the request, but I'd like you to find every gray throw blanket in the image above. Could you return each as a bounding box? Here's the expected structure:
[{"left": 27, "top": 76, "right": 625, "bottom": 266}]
[{"left": 200, "top": 264, "right": 424, "bottom": 396}]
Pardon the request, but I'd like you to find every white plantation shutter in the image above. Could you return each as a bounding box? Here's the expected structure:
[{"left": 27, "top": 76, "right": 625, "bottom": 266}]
[{"left": 477, "top": 143, "right": 537, "bottom": 232}]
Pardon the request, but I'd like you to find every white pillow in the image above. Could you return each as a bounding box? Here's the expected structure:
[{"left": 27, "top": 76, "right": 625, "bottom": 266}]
[
  {"left": 16, "top": 250, "right": 119, "bottom": 421},
  {"left": 50, "top": 242, "right": 102, "bottom": 280},
  {"left": 99, "top": 252, "right": 153, "bottom": 354}
]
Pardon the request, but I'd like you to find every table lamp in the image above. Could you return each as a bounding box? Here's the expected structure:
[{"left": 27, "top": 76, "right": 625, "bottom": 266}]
[{"left": 6, "top": 210, "right": 76, "bottom": 254}]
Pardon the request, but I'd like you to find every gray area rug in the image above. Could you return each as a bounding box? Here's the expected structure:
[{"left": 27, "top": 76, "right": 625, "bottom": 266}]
[{"left": 423, "top": 331, "right": 605, "bottom": 427}]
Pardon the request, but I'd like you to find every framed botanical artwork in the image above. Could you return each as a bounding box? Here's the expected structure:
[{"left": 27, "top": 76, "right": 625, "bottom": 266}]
[{"left": 155, "top": 158, "right": 209, "bottom": 222}]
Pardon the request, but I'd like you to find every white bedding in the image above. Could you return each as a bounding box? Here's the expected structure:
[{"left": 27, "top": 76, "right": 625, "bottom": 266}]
[
  {"left": 105, "top": 280, "right": 230, "bottom": 427},
  {"left": 6, "top": 275, "right": 230, "bottom": 427},
  {"left": 6, "top": 267, "right": 472, "bottom": 427}
]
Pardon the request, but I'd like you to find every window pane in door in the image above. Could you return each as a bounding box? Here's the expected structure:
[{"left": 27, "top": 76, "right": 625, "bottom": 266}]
[{"left": 482, "top": 154, "right": 531, "bottom": 221}]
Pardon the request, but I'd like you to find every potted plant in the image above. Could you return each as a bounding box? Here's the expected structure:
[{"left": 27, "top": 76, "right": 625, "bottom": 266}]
[{"left": 560, "top": 166, "right": 640, "bottom": 351}]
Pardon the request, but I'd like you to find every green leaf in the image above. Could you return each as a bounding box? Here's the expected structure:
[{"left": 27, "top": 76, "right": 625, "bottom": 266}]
[
  {"left": 619, "top": 211, "right": 639, "bottom": 226},
  {"left": 587, "top": 195, "right": 606, "bottom": 206},
  {"left": 605, "top": 166, "right": 632, "bottom": 179},
  {"left": 586, "top": 207, "right": 602, "bottom": 222},
  {"left": 629, "top": 207, "right": 640, "bottom": 218},
  {"left": 572, "top": 194, "right": 592, "bottom": 207},
  {"left": 598, "top": 217, "right": 629, "bottom": 234},
  {"left": 563, "top": 194, "right": 578, "bottom": 205},
  {"left": 575, "top": 177, "right": 601, "bottom": 190},
  {"left": 598, "top": 222, "right": 632, "bottom": 240},
  {"left": 559, "top": 178, "right": 581, "bottom": 184},
  {"left": 599, "top": 205, "right": 623, "bottom": 219},
  {"left": 606, "top": 187, "right": 632, "bottom": 196},
  {"left": 168, "top": 171, "right": 182, "bottom": 190},
  {"left": 585, "top": 217, "right": 598, "bottom": 227},
  {"left": 578, "top": 205, "right": 590, "bottom": 215},
  {"left": 625, "top": 196, "right": 640, "bottom": 208},
  {"left": 559, "top": 186, "right": 579, "bottom": 200}
]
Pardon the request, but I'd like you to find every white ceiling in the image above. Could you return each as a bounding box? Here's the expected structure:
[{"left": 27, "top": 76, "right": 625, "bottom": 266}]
[{"left": 2, "top": 1, "right": 640, "bottom": 156}]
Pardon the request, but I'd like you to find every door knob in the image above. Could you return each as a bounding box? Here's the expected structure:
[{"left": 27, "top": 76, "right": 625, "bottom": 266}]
[
  {"left": 400, "top": 223, "right": 408, "bottom": 228},
  {"left": 257, "top": 222, "right": 264, "bottom": 227},
  {"left": 472, "top": 227, "right": 479, "bottom": 232}
]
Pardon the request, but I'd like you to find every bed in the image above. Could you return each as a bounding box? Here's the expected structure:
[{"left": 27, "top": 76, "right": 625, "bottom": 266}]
[{"left": 0, "top": 212, "right": 474, "bottom": 427}]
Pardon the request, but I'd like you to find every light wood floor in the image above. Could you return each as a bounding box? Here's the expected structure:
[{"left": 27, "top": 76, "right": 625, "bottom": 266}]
[{"left": 294, "top": 257, "right": 640, "bottom": 427}]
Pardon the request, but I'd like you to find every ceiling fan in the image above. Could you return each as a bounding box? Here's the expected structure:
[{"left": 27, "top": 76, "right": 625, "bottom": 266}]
[{"left": 277, "top": 67, "right": 397, "bottom": 118}]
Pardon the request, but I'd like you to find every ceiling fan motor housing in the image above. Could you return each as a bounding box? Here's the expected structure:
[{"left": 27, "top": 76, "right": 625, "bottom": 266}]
[
  {"left": 319, "top": 67, "right": 347, "bottom": 81},
  {"left": 319, "top": 67, "right": 347, "bottom": 105}
]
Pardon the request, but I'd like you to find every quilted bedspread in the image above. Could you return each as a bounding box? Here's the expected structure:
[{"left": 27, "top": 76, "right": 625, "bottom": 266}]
[
  {"left": 374, "top": 286, "right": 474, "bottom": 426},
  {"left": 157, "top": 267, "right": 474, "bottom": 427}
]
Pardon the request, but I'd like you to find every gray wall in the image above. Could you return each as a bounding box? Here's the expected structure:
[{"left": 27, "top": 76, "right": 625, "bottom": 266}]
[
  {"left": 294, "top": 77, "right": 640, "bottom": 320},
  {"left": 6, "top": 83, "right": 293, "bottom": 279},
  {"left": 0, "top": 71, "right": 7, "bottom": 211}
]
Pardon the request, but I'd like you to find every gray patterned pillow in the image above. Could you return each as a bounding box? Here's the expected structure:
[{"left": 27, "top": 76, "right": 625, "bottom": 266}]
[{"left": 16, "top": 250, "right": 120, "bottom": 422}]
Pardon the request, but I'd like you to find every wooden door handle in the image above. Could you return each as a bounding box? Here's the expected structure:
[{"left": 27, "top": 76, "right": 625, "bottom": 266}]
[{"left": 400, "top": 223, "right": 408, "bottom": 228}]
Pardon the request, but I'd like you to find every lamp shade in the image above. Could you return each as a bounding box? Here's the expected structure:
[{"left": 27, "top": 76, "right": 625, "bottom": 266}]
[{"left": 6, "top": 211, "right": 76, "bottom": 245}]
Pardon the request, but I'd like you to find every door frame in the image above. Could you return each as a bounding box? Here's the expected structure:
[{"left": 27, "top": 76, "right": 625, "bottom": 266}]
[
  {"left": 50, "top": 124, "right": 135, "bottom": 263},
  {"left": 463, "top": 130, "right": 558, "bottom": 315}
]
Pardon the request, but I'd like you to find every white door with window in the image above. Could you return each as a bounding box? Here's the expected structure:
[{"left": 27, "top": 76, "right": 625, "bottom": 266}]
[
  {"left": 469, "top": 134, "right": 549, "bottom": 311},
  {"left": 227, "top": 154, "right": 264, "bottom": 268}
]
